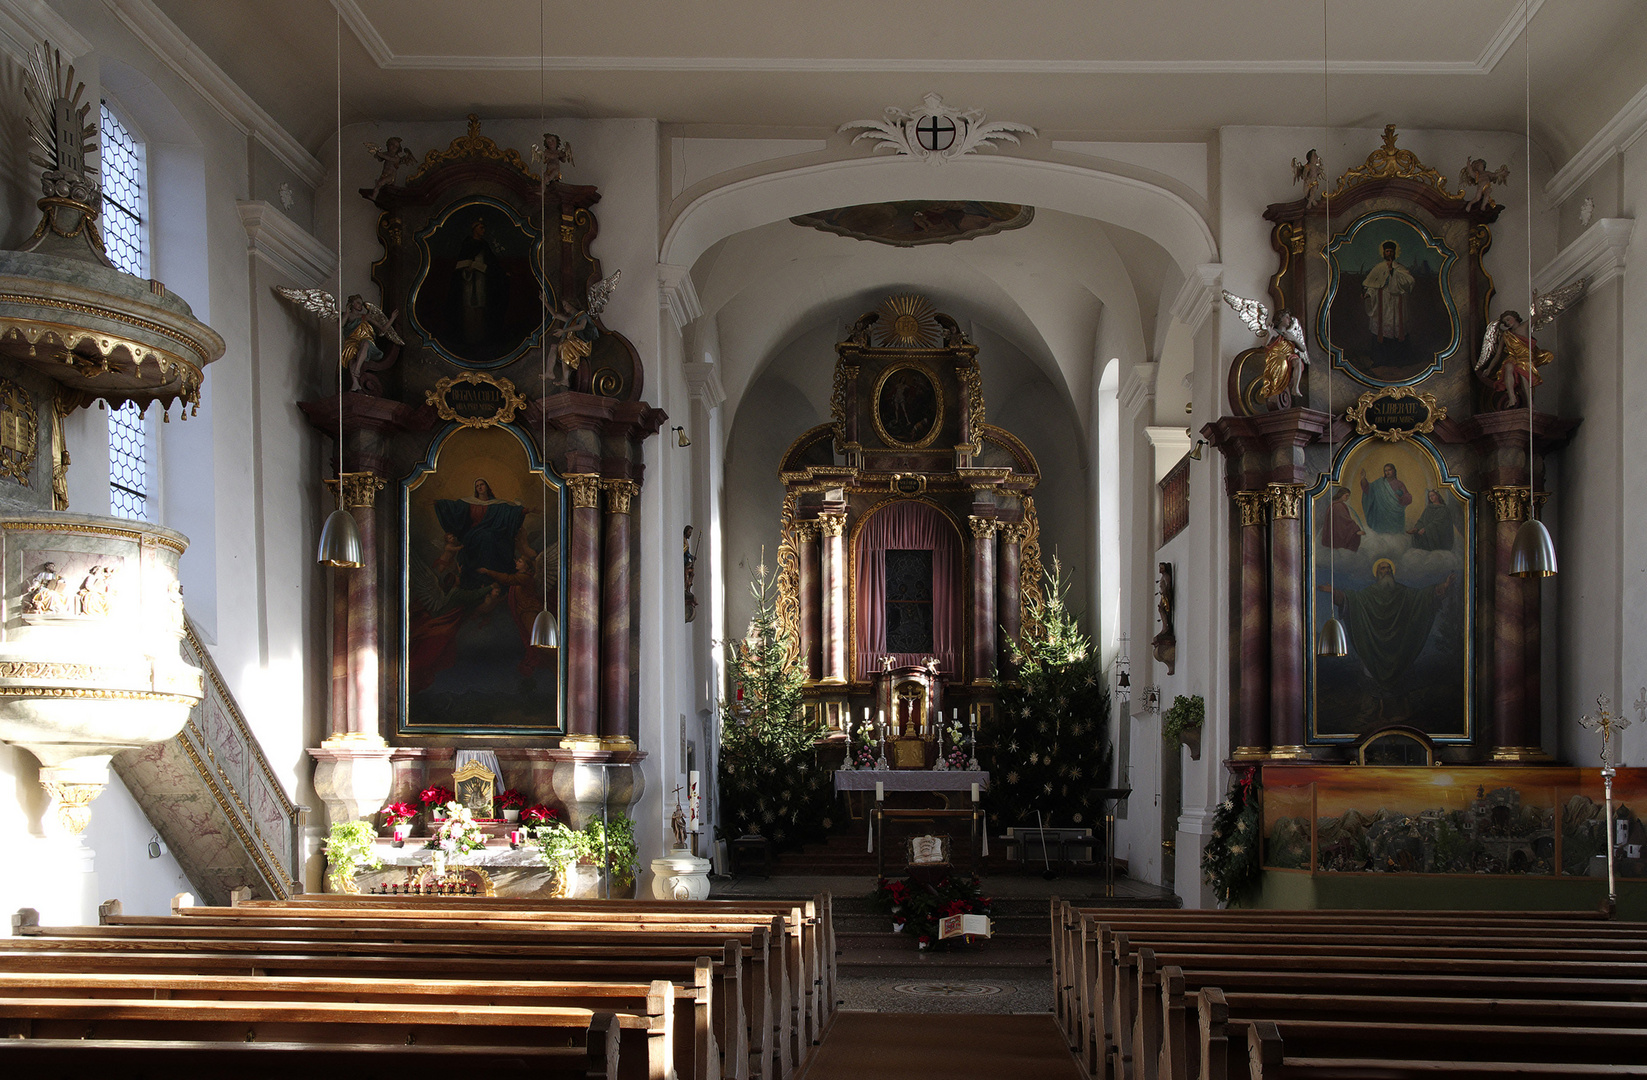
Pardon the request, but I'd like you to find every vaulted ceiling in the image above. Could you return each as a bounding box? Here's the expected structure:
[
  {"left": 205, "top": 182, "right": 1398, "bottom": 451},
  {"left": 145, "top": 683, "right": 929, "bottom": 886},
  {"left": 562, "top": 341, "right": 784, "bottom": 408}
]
[{"left": 152, "top": 0, "right": 1647, "bottom": 167}]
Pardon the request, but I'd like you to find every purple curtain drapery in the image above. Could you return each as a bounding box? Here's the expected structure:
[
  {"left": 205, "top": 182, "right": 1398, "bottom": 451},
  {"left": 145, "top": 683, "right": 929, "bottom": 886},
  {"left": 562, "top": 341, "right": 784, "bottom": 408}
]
[{"left": 854, "top": 500, "right": 961, "bottom": 677}]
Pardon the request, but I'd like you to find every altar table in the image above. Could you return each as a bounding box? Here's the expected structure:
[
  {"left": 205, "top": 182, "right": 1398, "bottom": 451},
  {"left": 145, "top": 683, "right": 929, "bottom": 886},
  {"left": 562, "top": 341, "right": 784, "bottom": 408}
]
[{"left": 833, "top": 769, "right": 989, "bottom": 793}]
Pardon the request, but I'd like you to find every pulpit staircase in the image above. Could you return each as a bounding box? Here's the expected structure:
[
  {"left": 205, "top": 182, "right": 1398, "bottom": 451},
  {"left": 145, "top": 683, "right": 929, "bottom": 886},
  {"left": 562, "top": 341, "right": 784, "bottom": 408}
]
[{"left": 111, "top": 618, "right": 305, "bottom": 904}]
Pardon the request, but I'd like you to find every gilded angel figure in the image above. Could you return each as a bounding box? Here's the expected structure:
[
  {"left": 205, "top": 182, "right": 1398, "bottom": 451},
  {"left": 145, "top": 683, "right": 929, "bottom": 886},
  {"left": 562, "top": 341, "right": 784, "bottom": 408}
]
[
  {"left": 1474, "top": 279, "right": 1586, "bottom": 410},
  {"left": 1223, "top": 290, "right": 1309, "bottom": 409},
  {"left": 274, "top": 287, "right": 404, "bottom": 393},
  {"left": 547, "top": 270, "right": 620, "bottom": 386}
]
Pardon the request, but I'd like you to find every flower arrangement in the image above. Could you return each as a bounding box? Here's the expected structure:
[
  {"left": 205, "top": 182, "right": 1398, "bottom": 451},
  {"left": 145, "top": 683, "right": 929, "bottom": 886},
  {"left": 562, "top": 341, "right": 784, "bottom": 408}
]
[
  {"left": 521, "top": 804, "right": 558, "bottom": 827},
  {"left": 943, "top": 722, "right": 969, "bottom": 770},
  {"left": 1201, "top": 766, "right": 1262, "bottom": 906},
  {"left": 381, "top": 801, "right": 418, "bottom": 827},
  {"left": 325, "top": 819, "right": 382, "bottom": 892},
  {"left": 531, "top": 814, "right": 640, "bottom": 892},
  {"left": 419, "top": 785, "right": 454, "bottom": 815},
  {"left": 1161, "top": 694, "right": 1206, "bottom": 744},
  {"left": 847, "top": 715, "right": 879, "bottom": 770},
  {"left": 870, "top": 874, "right": 991, "bottom": 950},
  {"left": 430, "top": 802, "right": 486, "bottom": 856},
  {"left": 498, "top": 789, "right": 527, "bottom": 811}
]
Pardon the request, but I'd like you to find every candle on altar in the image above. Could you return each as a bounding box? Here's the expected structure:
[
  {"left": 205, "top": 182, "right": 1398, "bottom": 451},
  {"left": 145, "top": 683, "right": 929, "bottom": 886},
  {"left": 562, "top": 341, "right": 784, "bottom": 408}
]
[
  {"left": 971, "top": 783, "right": 980, "bottom": 802},
  {"left": 875, "top": 781, "right": 884, "bottom": 801},
  {"left": 687, "top": 770, "right": 701, "bottom": 831}
]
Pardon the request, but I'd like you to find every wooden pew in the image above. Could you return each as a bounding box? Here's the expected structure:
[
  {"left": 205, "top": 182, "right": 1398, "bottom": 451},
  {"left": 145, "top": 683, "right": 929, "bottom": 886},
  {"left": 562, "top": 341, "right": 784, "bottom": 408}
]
[
  {"left": 10, "top": 912, "right": 768, "bottom": 1080},
  {"left": 0, "top": 1025, "right": 621, "bottom": 1080},
  {"left": 174, "top": 896, "right": 828, "bottom": 1057},
  {"left": 0, "top": 970, "right": 685, "bottom": 1080},
  {"left": 1243, "top": 1018, "right": 1647, "bottom": 1079}
]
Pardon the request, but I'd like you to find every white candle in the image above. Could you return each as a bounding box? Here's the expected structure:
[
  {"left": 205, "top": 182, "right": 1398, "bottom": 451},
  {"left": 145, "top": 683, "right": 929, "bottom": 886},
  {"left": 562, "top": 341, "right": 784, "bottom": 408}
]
[
  {"left": 971, "top": 783, "right": 980, "bottom": 802},
  {"left": 688, "top": 770, "right": 701, "bottom": 830},
  {"left": 875, "top": 781, "right": 884, "bottom": 801}
]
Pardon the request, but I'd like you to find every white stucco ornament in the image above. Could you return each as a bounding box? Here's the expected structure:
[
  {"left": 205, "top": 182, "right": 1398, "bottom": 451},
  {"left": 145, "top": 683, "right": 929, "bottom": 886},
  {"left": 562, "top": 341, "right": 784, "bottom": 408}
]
[{"left": 840, "top": 93, "right": 1036, "bottom": 166}]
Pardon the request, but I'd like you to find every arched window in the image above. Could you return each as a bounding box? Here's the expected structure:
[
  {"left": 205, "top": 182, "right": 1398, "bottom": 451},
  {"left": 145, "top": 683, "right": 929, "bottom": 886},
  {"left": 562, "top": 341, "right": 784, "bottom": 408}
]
[{"left": 99, "top": 98, "right": 152, "bottom": 521}]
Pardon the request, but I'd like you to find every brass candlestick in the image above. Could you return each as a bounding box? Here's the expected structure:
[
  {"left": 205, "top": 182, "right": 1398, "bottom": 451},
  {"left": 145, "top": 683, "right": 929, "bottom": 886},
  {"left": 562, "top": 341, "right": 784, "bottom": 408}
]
[{"left": 1579, "top": 692, "right": 1634, "bottom": 915}]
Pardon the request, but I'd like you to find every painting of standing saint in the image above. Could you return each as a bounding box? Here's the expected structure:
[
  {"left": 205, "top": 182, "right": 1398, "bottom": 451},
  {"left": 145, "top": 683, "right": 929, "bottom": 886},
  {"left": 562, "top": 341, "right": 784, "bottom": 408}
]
[
  {"left": 401, "top": 424, "right": 565, "bottom": 735},
  {"left": 1319, "top": 211, "right": 1460, "bottom": 386},
  {"left": 1308, "top": 435, "right": 1472, "bottom": 741}
]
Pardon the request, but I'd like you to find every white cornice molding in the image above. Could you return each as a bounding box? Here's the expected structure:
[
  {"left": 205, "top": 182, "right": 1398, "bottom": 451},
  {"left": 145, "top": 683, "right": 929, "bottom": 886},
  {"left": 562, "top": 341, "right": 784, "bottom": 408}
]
[
  {"left": 103, "top": 0, "right": 324, "bottom": 188},
  {"left": 1144, "top": 426, "right": 1193, "bottom": 483},
  {"left": 335, "top": 0, "right": 1539, "bottom": 78},
  {"left": 1534, "top": 217, "right": 1634, "bottom": 295},
  {"left": 657, "top": 263, "right": 703, "bottom": 331},
  {"left": 0, "top": 0, "right": 90, "bottom": 64},
  {"left": 237, "top": 200, "right": 336, "bottom": 288},
  {"left": 1120, "top": 362, "right": 1158, "bottom": 421},
  {"left": 1545, "top": 81, "right": 1647, "bottom": 207},
  {"left": 1169, "top": 263, "right": 1223, "bottom": 335},
  {"left": 682, "top": 361, "right": 726, "bottom": 411}
]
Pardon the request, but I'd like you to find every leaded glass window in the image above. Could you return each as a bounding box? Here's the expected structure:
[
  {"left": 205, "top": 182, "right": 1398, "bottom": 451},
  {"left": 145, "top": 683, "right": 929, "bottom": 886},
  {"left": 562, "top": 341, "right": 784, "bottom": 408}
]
[
  {"left": 885, "top": 549, "right": 933, "bottom": 653},
  {"left": 108, "top": 402, "right": 149, "bottom": 520},
  {"left": 99, "top": 101, "right": 145, "bottom": 278}
]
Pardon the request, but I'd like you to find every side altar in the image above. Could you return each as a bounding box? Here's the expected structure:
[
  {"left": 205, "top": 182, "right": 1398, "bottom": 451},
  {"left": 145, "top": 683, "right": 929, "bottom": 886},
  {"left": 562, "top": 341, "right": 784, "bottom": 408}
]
[{"left": 295, "top": 119, "right": 663, "bottom": 882}]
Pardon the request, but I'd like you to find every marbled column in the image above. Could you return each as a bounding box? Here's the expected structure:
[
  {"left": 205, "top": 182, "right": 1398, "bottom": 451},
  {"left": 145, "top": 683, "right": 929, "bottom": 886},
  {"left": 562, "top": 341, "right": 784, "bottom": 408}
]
[
  {"left": 998, "top": 523, "right": 1025, "bottom": 663},
  {"left": 600, "top": 479, "right": 639, "bottom": 750},
  {"left": 1233, "top": 491, "right": 1271, "bottom": 760},
  {"left": 327, "top": 472, "right": 387, "bottom": 743},
  {"left": 1487, "top": 487, "right": 1546, "bottom": 760},
  {"left": 565, "top": 474, "right": 603, "bottom": 742},
  {"left": 1266, "top": 484, "right": 1309, "bottom": 758},
  {"left": 969, "top": 517, "right": 1000, "bottom": 685},
  {"left": 796, "top": 522, "right": 822, "bottom": 681},
  {"left": 818, "top": 511, "right": 847, "bottom": 683}
]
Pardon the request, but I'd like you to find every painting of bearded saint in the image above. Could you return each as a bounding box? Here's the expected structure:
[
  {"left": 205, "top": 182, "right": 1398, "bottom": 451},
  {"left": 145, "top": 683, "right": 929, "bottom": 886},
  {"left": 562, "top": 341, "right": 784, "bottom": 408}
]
[
  {"left": 1310, "top": 437, "right": 1471, "bottom": 740},
  {"left": 1323, "top": 213, "right": 1458, "bottom": 385},
  {"left": 403, "top": 425, "right": 563, "bottom": 733}
]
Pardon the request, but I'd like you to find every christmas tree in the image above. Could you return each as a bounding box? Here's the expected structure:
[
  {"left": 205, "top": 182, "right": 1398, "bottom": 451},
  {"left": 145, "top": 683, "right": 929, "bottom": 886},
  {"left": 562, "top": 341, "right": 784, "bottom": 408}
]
[
  {"left": 716, "top": 559, "right": 833, "bottom": 849},
  {"left": 984, "top": 558, "right": 1114, "bottom": 831}
]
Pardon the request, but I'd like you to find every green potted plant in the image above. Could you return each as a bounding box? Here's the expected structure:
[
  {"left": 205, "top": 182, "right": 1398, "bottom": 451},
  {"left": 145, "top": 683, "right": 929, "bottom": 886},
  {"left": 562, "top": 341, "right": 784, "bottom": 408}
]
[
  {"left": 324, "top": 819, "right": 382, "bottom": 894},
  {"left": 1162, "top": 694, "right": 1206, "bottom": 760},
  {"left": 590, "top": 815, "right": 640, "bottom": 897}
]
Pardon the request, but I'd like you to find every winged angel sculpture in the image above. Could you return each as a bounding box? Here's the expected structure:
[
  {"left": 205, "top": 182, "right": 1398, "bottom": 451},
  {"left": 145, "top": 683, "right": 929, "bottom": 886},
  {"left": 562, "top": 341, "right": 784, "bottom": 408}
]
[
  {"left": 1223, "top": 290, "right": 1309, "bottom": 410},
  {"left": 840, "top": 93, "right": 1035, "bottom": 166},
  {"left": 547, "top": 270, "right": 620, "bottom": 387},
  {"left": 274, "top": 288, "right": 403, "bottom": 394},
  {"left": 1474, "top": 279, "right": 1586, "bottom": 411}
]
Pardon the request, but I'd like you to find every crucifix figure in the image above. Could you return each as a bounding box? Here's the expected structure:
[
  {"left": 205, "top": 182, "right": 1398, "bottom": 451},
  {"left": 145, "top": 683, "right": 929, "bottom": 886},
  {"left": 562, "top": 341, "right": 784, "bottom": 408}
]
[{"left": 1580, "top": 694, "right": 1632, "bottom": 769}]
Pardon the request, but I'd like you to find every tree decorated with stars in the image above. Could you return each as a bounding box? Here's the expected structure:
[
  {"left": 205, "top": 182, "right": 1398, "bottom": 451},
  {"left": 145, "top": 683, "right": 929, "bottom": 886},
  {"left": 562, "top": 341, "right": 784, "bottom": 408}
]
[
  {"left": 716, "top": 558, "right": 833, "bottom": 850},
  {"left": 983, "top": 558, "right": 1114, "bottom": 830}
]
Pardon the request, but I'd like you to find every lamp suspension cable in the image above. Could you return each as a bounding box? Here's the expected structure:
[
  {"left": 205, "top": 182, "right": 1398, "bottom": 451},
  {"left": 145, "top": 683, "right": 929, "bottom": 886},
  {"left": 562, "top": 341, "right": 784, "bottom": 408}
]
[
  {"left": 529, "top": 0, "right": 556, "bottom": 649},
  {"left": 1316, "top": 0, "right": 1347, "bottom": 657},
  {"left": 317, "top": 8, "right": 363, "bottom": 568},
  {"left": 1510, "top": 0, "right": 1556, "bottom": 577}
]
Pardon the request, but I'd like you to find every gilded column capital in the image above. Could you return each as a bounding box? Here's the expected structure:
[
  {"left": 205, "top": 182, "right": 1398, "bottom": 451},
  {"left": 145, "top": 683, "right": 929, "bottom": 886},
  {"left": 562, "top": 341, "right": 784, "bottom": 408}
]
[
  {"left": 601, "top": 478, "right": 639, "bottom": 515},
  {"left": 326, "top": 471, "right": 388, "bottom": 510},
  {"left": 817, "top": 511, "right": 846, "bottom": 538},
  {"left": 1487, "top": 487, "right": 1550, "bottom": 522},
  {"left": 566, "top": 473, "right": 603, "bottom": 509},
  {"left": 1234, "top": 489, "right": 1270, "bottom": 527},
  {"left": 793, "top": 520, "right": 820, "bottom": 542},
  {"left": 968, "top": 515, "right": 1001, "bottom": 539},
  {"left": 1265, "top": 483, "right": 1306, "bottom": 520}
]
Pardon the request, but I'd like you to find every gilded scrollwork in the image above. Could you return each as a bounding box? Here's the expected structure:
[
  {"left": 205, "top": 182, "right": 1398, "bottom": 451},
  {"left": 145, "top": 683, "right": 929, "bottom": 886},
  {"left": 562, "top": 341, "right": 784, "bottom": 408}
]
[
  {"left": 404, "top": 114, "right": 535, "bottom": 185},
  {"left": 957, "top": 362, "right": 986, "bottom": 454},
  {"left": 1323, "top": 125, "right": 1462, "bottom": 201},
  {"left": 1344, "top": 386, "right": 1448, "bottom": 443},
  {"left": 425, "top": 372, "right": 528, "bottom": 429},
  {"left": 1018, "top": 496, "right": 1045, "bottom": 641},
  {"left": 326, "top": 471, "right": 388, "bottom": 510},
  {"left": 773, "top": 491, "right": 804, "bottom": 670},
  {"left": 0, "top": 377, "right": 37, "bottom": 487},
  {"left": 830, "top": 362, "right": 854, "bottom": 454}
]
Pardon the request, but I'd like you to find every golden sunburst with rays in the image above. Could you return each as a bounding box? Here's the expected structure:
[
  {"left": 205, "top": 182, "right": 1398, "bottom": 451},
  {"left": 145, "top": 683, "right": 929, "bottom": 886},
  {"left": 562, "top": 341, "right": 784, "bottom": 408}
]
[{"left": 873, "top": 294, "right": 940, "bottom": 348}]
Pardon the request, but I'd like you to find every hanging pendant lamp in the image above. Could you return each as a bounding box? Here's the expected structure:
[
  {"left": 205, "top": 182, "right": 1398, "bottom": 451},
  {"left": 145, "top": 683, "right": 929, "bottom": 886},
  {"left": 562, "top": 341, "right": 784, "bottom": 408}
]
[
  {"left": 527, "top": 0, "right": 556, "bottom": 648},
  {"left": 317, "top": 10, "right": 360, "bottom": 570},
  {"left": 1313, "top": 0, "right": 1346, "bottom": 660},
  {"left": 1509, "top": 0, "right": 1555, "bottom": 580},
  {"left": 530, "top": 607, "right": 559, "bottom": 650},
  {"left": 1315, "top": 615, "right": 1349, "bottom": 657},
  {"left": 318, "top": 506, "right": 363, "bottom": 567}
]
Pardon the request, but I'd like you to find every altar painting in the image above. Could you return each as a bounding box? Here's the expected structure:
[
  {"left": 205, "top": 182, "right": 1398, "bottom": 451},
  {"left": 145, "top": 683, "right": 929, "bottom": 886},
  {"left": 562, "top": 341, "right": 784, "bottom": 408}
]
[
  {"left": 1318, "top": 211, "right": 1460, "bottom": 386},
  {"left": 400, "top": 424, "right": 565, "bottom": 735},
  {"left": 1307, "top": 435, "right": 1472, "bottom": 742},
  {"left": 408, "top": 196, "right": 547, "bottom": 368}
]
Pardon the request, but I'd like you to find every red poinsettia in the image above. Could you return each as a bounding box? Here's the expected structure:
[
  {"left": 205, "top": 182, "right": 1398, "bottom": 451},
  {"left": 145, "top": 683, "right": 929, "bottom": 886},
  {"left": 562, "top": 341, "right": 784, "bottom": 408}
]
[
  {"left": 520, "top": 804, "right": 558, "bottom": 824},
  {"left": 498, "top": 789, "right": 527, "bottom": 811},
  {"left": 419, "top": 785, "right": 454, "bottom": 808},
  {"left": 382, "top": 801, "right": 418, "bottom": 826},
  {"left": 941, "top": 899, "right": 972, "bottom": 918}
]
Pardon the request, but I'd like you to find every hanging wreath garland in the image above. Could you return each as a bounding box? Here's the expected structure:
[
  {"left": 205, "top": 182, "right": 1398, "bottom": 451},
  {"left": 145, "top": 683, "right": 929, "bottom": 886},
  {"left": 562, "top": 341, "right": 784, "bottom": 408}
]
[{"left": 1201, "top": 766, "right": 1262, "bottom": 906}]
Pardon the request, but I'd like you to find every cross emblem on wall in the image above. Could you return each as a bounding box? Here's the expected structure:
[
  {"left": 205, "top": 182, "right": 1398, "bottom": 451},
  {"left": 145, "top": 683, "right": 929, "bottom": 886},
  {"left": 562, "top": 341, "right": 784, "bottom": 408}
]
[{"left": 915, "top": 114, "right": 957, "bottom": 152}]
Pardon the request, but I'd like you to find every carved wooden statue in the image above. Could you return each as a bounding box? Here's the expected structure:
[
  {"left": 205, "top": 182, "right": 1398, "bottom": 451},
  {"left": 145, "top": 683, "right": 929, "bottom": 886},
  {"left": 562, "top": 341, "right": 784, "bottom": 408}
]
[{"left": 1152, "top": 561, "right": 1176, "bottom": 676}]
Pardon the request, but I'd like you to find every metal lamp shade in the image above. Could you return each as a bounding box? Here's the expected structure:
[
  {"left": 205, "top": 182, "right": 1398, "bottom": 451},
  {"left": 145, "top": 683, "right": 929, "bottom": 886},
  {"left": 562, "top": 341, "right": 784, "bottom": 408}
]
[
  {"left": 529, "top": 608, "right": 559, "bottom": 649},
  {"left": 1315, "top": 615, "right": 1349, "bottom": 657},
  {"left": 317, "top": 508, "right": 363, "bottom": 568},
  {"left": 1510, "top": 517, "right": 1558, "bottom": 578}
]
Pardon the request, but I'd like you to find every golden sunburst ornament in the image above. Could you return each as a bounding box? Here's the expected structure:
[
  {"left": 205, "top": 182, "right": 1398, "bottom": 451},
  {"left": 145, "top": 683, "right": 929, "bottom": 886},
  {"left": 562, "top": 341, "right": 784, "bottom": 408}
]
[{"left": 874, "top": 294, "right": 940, "bottom": 348}]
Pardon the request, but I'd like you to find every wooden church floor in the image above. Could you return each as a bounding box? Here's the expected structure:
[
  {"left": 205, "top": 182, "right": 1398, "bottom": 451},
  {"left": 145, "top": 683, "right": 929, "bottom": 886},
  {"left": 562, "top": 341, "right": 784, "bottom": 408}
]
[{"left": 798, "top": 1012, "right": 1083, "bottom": 1080}]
